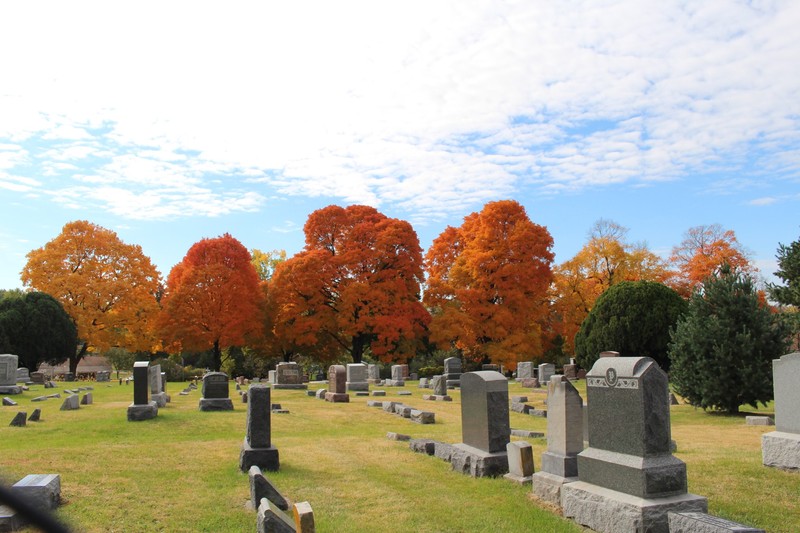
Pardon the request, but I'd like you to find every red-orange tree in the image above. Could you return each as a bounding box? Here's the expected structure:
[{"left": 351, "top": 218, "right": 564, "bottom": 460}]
[
  {"left": 669, "top": 224, "right": 754, "bottom": 297},
  {"left": 424, "top": 200, "right": 554, "bottom": 368},
  {"left": 158, "top": 233, "right": 264, "bottom": 371},
  {"left": 21, "top": 220, "right": 161, "bottom": 374},
  {"left": 269, "top": 205, "right": 430, "bottom": 364}
]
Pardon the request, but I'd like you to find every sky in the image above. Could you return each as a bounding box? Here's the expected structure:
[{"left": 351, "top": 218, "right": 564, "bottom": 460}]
[{"left": 1, "top": 1, "right": 798, "bottom": 290}]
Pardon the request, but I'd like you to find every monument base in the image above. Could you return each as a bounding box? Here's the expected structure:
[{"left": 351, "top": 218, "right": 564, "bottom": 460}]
[
  {"left": 239, "top": 438, "right": 280, "bottom": 472},
  {"left": 127, "top": 402, "right": 158, "bottom": 421},
  {"left": 324, "top": 392, "right": 349, "bottom": 403},
  {"left": 561, "top": 481, "right": 707, "bottom": 533},
  {"left": 532, "top": 471, "right": 578, "bottom": 507},
  {"left": 762, "top": 431, "right": 800, "bottom": 470},
  {"left": 503, "top": 472, "right": 532, "bottom": 485},
  {"left": 272, "top": 384, "right": 308, "bottom": 390},
  {"left": 0, "top": 504, "right": 22, "bottom": 532},
  {"left": 345, "top": 382, "right": 369, "bottom": 392},
  {"left": 445, "top": 380, "right": 460, "bottom": 388},
  {"left": 151, "top": 392, "right": 168, "bottom": 408},
  {"left": 198, "top": 398, "right": 234, "bottom": 411},
  {"left": 0, "top": 386, "right": 22, "bottom": 395},
  {"left": 367, "top": 379, "right": 382, "bottom": 385},
  {"left": 450, "top": 443, "right": 509, "bottom": 478},
  {"left": 385, "top": 380, "right": 405, "bottom": 387}
]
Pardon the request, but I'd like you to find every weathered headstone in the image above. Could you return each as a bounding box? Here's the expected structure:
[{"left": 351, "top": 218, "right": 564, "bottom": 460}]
[
  {"left": 149, "top": 364, "right": 168, "bottom": 407},
  {"left": 60, "top": 394, "right": 79, "bottom": 411},
  {"left": 538, "top": 363, "right": 555, "bottom": 384},
  {"left": 0, "top": 354, "right": 22, "bottom": 394},
  {"left": 256, "top": 497, "right": 295, "bottom": 533},
  {"left": 504, "top": 441, "right": 534, "bottom": 484},
  {"left": 12, "top": 474, "right": 61, "bottom": 512},
  {"left": 64, "top": 372, "right": 75, "bottom": 382},
  {"left": 96, "top": 370, "right": 110, "bottom": 382},
  {"left": 532, "top": 375, "right": 584, "bottom": 506},
  {"left": 386, "top": 364, "right": 406, "bottom": 386},
  {"left": 345, "top": 363, "right": 369, "bottom": 392},
  {"left": 199, "top": 372, "right": 234, "bottom": 411},
  {"left": 15, "top": 367, "right": 30, "bottom": 383},
  {"left": 444, "top": 356, "right": 462, "bottom": 387},
  {"left": 2, "top": 397, "right": 17, "bottom": 406},
  {"left": 240, "top": 385, "right": 280, "bottom": 472},
  {"left": 28, "top": 409, "right": 41, "bottom": 422},
  {"left": 273, "top": 362, "right": 307, "bottom": 390},
  {"left": 268, "top": 370, "right": 276, "bottom": 384},
  {"left": 562, "top": 357, "right": 707, "bottom": 533},
  {"left": 450, "top": 371, "right": 510, "bottom": 477},
  {"left": 30, "top": 371, "right": 45, "bottom": 384},
  {"left": 762, "top": 351, "right": 800, "bottom": 470},
  {"left": 324, "top": 365, "right": 349, "bottom": 403},
  {"left": 562, "top": 363, "right": 578, "bottom": 380},
  {"left": 248, "top": 465, "right": 288, "bottom": 510},
  {"left": 80, "top": 392, "right": 93, "bottom": 405},
  {"left": 431, "top": 375, "right": 447, "bottom": 396},
  {"left": 9, "top": 412, "right": 26, "bottom": 426},
  {"left": 516, "top": 362, "right": 533, "bottom": 380},
  {"left": 292, "top": 501, "right": 315, "bottom": 533},
  {"left": 367, "top": 364, "right": 381, "bottom": 384}
]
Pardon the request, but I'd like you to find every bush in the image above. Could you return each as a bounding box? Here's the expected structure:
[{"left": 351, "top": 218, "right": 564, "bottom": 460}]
[{"left": 417, "top": 366, "right": 444, "bottom": 378}]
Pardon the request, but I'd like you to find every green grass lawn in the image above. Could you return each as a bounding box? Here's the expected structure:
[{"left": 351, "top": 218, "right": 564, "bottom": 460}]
[{"left": 0, "top": 379, "right": 795, "bottom": 532}]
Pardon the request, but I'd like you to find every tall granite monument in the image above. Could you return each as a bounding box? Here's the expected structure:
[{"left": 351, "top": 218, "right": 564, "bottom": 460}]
[
  {"left": 127, "top": 361, "right": 158, "bottom": 421},
  {"left": 450, "top": 370, "right": 510, "bottom": 477},
  {"left": 562, "top": 357, "right": 706, "bottom": 533},
  {"left": 762, "top": 351, "right": 800, "bottom": 470},
  {"left": 532, "top": 375, "right": 584, "bottom": 506},
  {"left": 240, "top": 384, "right": 280, "bottom": 472}
]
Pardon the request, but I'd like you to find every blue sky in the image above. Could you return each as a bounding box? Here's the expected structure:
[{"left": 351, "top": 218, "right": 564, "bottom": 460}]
[{"left": 1, "top": 1, "right": 798, "bottom": 290}]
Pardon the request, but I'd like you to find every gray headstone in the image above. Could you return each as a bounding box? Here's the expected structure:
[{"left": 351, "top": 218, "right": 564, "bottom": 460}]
[
  {"left": 30, "top": 371, "right": 45, "bottom": 384},
  {"left": 275, "top": 362, "right": 302, "bottom": 385},
  {"left": 579, "top": 357, "right": 689, "bottom": 498},
  {"left": 80, "top": 392, "right": 93, "bottom": 405},
  {"left": 563, "top": 364, "right": 578, "bottom": 380},
  {"left": 28, "top": 409, "right": 41, "bottom": 422},
  {"left": 9, "top": 412, "right": 26, "bottom": 426},
  {"left": 505, "top": 441, "right": 534, "bottom": 482},
  {"left": 268, "top": 370, "right": 276, "bottom": 384},
  {"left": 11, "top": 474, "right": 60, "bottom": 512},
  {"left": 668, "top": 512, "right": 765, "bottom": 533},
  {"left": 96, "top": 370, "right": 110, "bottom": 382},
  {"left": 15, "top": 367, "right": 30, "bottom": 383},
  {"left": 444, "top": 357, "right": 462, "bottom": 374},
  {"left": 328, "top": 365, "right": 346, "bottom": 394},
  {"left": 431, "top": 375, "right": 447, "bottom": 396},
  {"left": 0, "top": 354, "right": 19, "bottom": 386},
  {"left": 538, "top": 363, "right": 555, "bottom": 384},
  {"left": 247, "top": 385, "right": 272, "bottom": 449},
  {"left": 256, "top": 497, "right": 295, "bottom": 533},
  {"left": 249, "top": 465, "right": 288, "bottom": 511},
  {"left": 516, "top": 362, "right": 533, "bottom": 380},
  {"left": 541, "top": 375, "right": 583, "bottom": 478},
  {"left": 772, "top": 351, "right": 800, "bottom": 433},
  {"left": 133, "top": 361, "right": 150, "bottom": 405},
  {"left": 367, "top": 364, "right": 380, "bottom": 381},
  {"left": 346, "top": 363, "right": 369, "bottom": 391},
  {"left": 202, "top": 372, "right": 230, "bottom": 399},
  {"left": 2, "top": 397, "right": 17, "bottom": 406},
  {"left": 148, "top": 364, "right": 162, "bottom": 394},
  {"left": 293, "top": 501, "right": 315, "bottom": 533},
  {"left": 390, "top": 364, "right": 407, "bottom": 382},
  {"left": 460, "top": 371, "right": 510, "bottom": 453},
  {"left": 60, "top": 394, "right": 80, "bottom": 411}
]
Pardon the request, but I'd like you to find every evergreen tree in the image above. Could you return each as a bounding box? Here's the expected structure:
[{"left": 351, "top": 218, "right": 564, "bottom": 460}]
[
  {"left": 768, "top": 233, "right": 800, "bottom": 306},
  {"left": 574, "top": 281, "right": 687, "bottom": 371},
  {"left": 668, "top": 265, "right": 790, "bottom": 413}
]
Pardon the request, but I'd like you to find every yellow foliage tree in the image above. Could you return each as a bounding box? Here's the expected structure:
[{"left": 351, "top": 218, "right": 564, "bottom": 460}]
[{"left": 21, "top": 220, "right": 161, "bottom": 373}]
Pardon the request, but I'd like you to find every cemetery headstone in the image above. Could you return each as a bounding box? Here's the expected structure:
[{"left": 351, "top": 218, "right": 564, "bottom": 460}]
[
  {"left": 248, "top": 465, "right": 288, "bottom": 510},
  {"left": 481, "top": 363, "right": 500, "bottom": 372},
  {"left": 516, "top": 362, "right": 533, "bottom": 381},
  {"left": 257, "top": 498, "right": 295, "bottom": 533},
  {"left": 268, "top": 370, "right": 277, "bottom": 384},
  {"left": 324, "top": 365, "right": 349, "bottom": 403},
  {"left": 64, "top": 372, "right": 75, "bottom": 382},
  {"left": 273, "top": 362, "right": 307, "bottom": 390},
  {"left": 532, "top": 375, "right": 584, "bottom": 506},
  {"left": 668, "top": 511, "right": 765, "bottom": 533},
  {"left": 199, "top": 372, "right": 234, "bottom": 411},
  {"left": 96, "top": 370, "right": 110, "bottom": 382},
  {"left": 537, "top": 363, "right": 555, "bottom": 384},
  {"left": 345, "top": 363, "right": 369, "bottom": 392},
  {"left": 80, "top": 393, "right": 93, "bottom": 405},
  {"left": 293, "top": 501, "right": 315, "bottom": 533},
  {"left": 562, "top": 363, "right": 578, "bottom": 380},
  {"left": 450, "top": 371, "right": 510, "bottom": 477},
  {"left": 9, "top": 412, "right": 26, "bottom": 426},
  {"left": 12, "top": 474, "right": 61, "bottom": 512},
  {"left": 387, "top": 365, "right": 406, "bottom": 386},
  {"left": 28, "top": 409, "right": 41, "bottom": 422},
  {"left": 762, "top": 351, "right": 800, "bottom": 470},
  {"left": 240, "top": 385, "right": 280, "bottom": 472},
  {"left": 0, "top": 354, "right": 22, "bottom": 394},
  {"left": 444, "top": 356, "right": 462, "bottom": 388},
  {"left": 60, "top": 394, "right": 79, "bottom": 411},
  {"left": 2, "top": 397, "right": 17, "bottom": 406},
  {"left": 367, "top": 364, "right": 381, "bottom": 384},
  {"left": 149, "top": 364, "right": 167, "bottom": 407},
  {"left": 15, "top": 367, "right": 30, "bottom": 383},
  {"left": 504, "top": 441, "right": 534, "bottom": 484},
  {"left": 30, "top": 371, "right": 45, "bottom": 384},
  {"left": 562, "top": 357, "right": 706, "bottom": 533}
]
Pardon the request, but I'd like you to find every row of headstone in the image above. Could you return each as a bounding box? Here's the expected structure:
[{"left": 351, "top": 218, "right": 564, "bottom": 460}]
[
  {"left": 8, "top": 408, "right": 42, "bottom": 426},
  {"left": 367, "top": 400, "right": 435, "bottom": 424}
]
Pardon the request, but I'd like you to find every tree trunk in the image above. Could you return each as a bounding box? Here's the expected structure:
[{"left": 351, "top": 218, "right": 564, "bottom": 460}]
[
  {"left": 213, "top": 340, "right": 222, "bottom": 372},
  {"left": 351, "top": 336, "right": 364, "bottom": 364},
  {"left": 70, "top": 342, "right": 89, "bottom": 375}
]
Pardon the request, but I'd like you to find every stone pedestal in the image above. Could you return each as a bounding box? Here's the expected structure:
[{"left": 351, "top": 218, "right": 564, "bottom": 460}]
[
  {"left": 532, "top": 471, "right": 579, "bottom": 505},
  {"left": 151, "top": 392, "right": 168, "bottom": 408},
  {"left": 199, "top": 398, "right": 234, "bottom": 411},
  {"left": 562, "top": 482, "right": 707, "bottom": 533},
  {"left": 450, "top": 443, "right": 509, "bottom": 478},
  {"left": 762, "top": 431, "right": 800, "bottom": 470},
  {"left": 324, "top": 392, "right": 349, "bottom": 403},
  {"left": 668, "top": 511, "right": 765, "bottom": 533},
  {"left": 12, "top": 474, "right": 61, "bottom": 512},
  {"left": 127, "top": 401, "right": 158, "bottom": 421},
  {"left": 240, "top": 438, "right": 280, "bottom": 472},
  {"left": 0, "top": 385, "right": 22, "bottom": 395}
]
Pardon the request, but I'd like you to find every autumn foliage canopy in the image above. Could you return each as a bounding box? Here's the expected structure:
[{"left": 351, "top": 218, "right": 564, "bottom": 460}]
[
  {"left": 424, "top": 200, "right": 554, "bottom": 368},
  {"left": 159, "top": 233, "right": 263, "bottom": 371}
]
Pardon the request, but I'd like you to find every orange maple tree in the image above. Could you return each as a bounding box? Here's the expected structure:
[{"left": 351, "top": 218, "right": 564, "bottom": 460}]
[
  {"left": 669, "top": 224, "right": 754, "bottom": 297},
  {"left": 424, "top": 200, "right": 554, "bottom": 368},
  {"left": 158, "top": 233, "right": 264, "bottom": 371},
  {"left": 550, "top": 219, "right": 672, "bottom": 354},
  {"left": 21, "top": 220, "right": 161, "bottom": 374},
  {"left": 268, "top": 205, "right": 430, "bottom": 364}
]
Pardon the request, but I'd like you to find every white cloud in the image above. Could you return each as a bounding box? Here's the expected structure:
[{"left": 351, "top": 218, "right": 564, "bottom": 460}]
[{"left": 0, "top": 0, "right": 797, "bottom": 223}]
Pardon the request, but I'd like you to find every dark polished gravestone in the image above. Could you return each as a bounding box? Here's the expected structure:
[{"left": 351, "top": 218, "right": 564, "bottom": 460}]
[
  {"left": 562, "top": 357, "right": 706, "bottom": 533},
  {"left": 450, "top": 370, "right": 510, "bottom": 477},
  {"left": 127, "top": 361, "right": 158, "bottom": 421},
  {"left": 239, "top": 385, "right": 280, "bottom": 472},
  {"left": 199, "top": 372, "right": 234, "bottom": 411}
]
